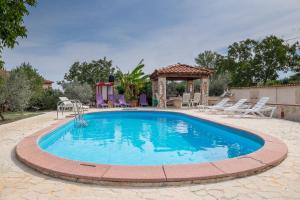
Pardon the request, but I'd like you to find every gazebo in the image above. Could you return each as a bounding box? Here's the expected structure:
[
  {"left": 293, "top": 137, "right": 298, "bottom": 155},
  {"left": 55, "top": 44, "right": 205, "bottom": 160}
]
[{"left": 150, "top": 63, "right": 213, "bottom": 108}]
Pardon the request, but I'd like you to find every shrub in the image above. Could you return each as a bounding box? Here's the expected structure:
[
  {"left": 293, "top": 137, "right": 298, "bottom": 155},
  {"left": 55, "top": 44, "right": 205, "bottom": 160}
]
[
  {"left": 116, "top": 85, "right": 125, "bottom": 94},
  {"left": 209, "top": 74, "right": 230, "bottom": 96},
  {"left": 40, "top": 89, "right": 63, "bottom": 110}
]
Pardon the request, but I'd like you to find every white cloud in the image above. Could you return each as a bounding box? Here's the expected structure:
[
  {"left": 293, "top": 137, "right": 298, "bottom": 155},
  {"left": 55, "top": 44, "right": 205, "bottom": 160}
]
[{"left": 2, "top": 0, "right": 300, "bottom": 88}]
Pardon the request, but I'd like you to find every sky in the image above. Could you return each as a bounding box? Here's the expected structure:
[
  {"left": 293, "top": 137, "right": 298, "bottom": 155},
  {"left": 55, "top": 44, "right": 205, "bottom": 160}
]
[{"left": 3, "top": 0, "right": 300, "bottom": 87}]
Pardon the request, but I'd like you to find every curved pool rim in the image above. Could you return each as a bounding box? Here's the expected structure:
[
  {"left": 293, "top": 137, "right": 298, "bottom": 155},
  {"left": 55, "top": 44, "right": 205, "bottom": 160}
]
[{"left": 16, "top": 110, "right": 288, "bottom": 186}]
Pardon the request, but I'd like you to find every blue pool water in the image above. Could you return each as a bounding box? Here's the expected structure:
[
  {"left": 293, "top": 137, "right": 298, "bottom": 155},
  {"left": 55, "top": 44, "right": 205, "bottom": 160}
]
[{"left": 39, "top": 111, "right": 264, "bottom": 165}]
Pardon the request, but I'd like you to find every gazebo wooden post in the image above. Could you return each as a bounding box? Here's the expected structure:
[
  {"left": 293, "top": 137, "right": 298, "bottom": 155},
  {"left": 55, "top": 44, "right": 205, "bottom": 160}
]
[
  {"left": 158, "top": 76, "right": 166, "bottom": 108},
  {"left": 201, "top": 77, "right": 209, "bottom": 105}
]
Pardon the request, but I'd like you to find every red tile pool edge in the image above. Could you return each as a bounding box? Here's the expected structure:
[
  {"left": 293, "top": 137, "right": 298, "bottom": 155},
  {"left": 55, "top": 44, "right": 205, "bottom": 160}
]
[{"left": 15, "top": 112, "right": 288, "bottom": 186}]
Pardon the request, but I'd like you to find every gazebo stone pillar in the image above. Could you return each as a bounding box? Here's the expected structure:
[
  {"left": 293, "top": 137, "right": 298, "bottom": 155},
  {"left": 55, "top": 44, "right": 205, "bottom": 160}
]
[
  {"left": 201, "top": 77, "right": 209, "bottom": 105},
  {"left": 151, "top": 80, "right": 158, "bottom": 106},
  {"left": 187, "top": 80, "right": 194, "bottom": 95},
  {"left": 158, "top": 76, "right": 166, "bottom": 108}
]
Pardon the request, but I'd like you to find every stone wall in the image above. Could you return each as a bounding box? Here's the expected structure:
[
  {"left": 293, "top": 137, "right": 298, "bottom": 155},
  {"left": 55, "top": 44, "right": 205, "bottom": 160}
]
[{"left": 230, "top": 85, "right": 300, "bottom": 122}]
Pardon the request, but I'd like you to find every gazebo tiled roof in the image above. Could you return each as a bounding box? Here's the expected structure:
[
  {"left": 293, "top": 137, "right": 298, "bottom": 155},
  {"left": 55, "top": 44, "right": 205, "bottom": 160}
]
[{"left": 150, "top": 63, "right": 212, "bottom": 80}]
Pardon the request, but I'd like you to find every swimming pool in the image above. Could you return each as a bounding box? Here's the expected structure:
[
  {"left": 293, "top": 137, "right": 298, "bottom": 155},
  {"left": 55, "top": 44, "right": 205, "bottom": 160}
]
[{"left": 39, "top": 111, "right": 264, "bottom": 166}]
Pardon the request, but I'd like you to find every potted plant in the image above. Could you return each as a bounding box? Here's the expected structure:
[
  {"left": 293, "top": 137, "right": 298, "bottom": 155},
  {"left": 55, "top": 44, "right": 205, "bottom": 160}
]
[
  {"left": 129, "top": 96, "right": 138, "bottom": 107},
  {"left": 118, "top": 60, "right": 148, "bottom": 107}
]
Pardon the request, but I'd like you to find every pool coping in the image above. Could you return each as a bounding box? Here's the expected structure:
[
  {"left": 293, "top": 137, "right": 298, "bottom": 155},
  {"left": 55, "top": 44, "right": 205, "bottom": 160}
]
[{"left": 15, "top": 110, "right": 288, "bottom": 186}]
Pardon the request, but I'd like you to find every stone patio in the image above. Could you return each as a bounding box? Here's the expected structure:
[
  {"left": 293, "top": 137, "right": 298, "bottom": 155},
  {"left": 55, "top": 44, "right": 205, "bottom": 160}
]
[{"left": 1, "top": 109, "right": 300, "bottom": 199}]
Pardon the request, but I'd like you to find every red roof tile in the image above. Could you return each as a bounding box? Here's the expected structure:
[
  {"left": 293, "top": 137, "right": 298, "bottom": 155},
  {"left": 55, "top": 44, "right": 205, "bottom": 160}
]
[{"left": 150, "top": 64, "right": 212, "bottom": 79}]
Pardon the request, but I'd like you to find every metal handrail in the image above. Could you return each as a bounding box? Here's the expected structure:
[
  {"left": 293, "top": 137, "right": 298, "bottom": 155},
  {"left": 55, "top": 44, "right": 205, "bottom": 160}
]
[{"left": 56, "top": 99, "right": 85, "bottom": 119}]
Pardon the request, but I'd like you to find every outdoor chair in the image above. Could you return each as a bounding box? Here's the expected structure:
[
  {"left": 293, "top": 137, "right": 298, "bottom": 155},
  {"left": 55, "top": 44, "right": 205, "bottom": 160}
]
[
  {"left": 223, "top": 99, "right": 248, "bottom": 112},
  {"left": 229, "top": 97, "right": 276, "bottom": 118},
  {"left": 139, "top": 93, "right": 148, "bottom": 106},
  {"left": 118, "top": 95, "right": 130, "bottom": 107},
  {"left": 58, "top": 97, "right": 74, "bottom": 111},
  {"left": 191, "top": 93, "right": 201, "bottom": 107},
  {"left": 58, "top": 97, "right": 89, "bottom": 111},
  {"left": 198, "top": 98, "right": 230, "bottom": 111},
  {"left": 181, "top": 93, "right": 191, "bottom": 108},
  {"left": 108, "top": 94, "right": 120, "bottom": 107},
  {"left": 96, "top": 95, "right": 108, "bottom": 108}
]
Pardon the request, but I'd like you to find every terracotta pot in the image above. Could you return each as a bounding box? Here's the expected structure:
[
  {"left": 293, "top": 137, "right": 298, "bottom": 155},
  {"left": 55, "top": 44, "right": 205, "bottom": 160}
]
[{"left": 130, "top": 100, "right": 138, "bottom": 107}]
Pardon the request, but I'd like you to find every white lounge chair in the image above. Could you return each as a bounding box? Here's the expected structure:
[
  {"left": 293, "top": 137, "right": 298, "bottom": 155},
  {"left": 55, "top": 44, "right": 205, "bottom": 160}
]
[
  {"left": 58, "top": 97, "right": 74, "bottom": 111},
  {"left": 199, "top": 98, "right": 230, "bottom": 111},
  {"left": 223, "top": 98, "right": 248, "bottom": 112},
  {"left": 229, "top": 97, "right": 276, "bottom": 118},
  {"left": 191, "top": 93, "right": 201, "bottom": 107},
  {"left": 58, "top": 97, "right": 89, "bottom": 112},
  {"left": 181, "top": 93, "right": 191, "bottom": 108}
]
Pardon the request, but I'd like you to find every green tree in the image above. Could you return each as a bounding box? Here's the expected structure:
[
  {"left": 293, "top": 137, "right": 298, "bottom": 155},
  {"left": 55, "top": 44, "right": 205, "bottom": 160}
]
[
  {"left": 219, "top": 36, "right": 300, "bottom": 87},
  {"left": 118, "top": 60, "right": 148, "bottom": 100},
  {"left": 5, "top": 70, "right": 31, "bottom": 112},
  {"left": 13, "top": 62, "right": 44, "bottom": 108},
  {"left": 0, "top": 75, "right": 7, "bottom": 120},
  {"left": 195, "top": 50, "right": 230, "bottom": 95},
  {"left": 63, "top": 57, "right": 121, "bottom": 88},
  {"left": 14, "top": 62, "right": 44, "bottom": 93},
  {"left": 0, "top": 0, "right": 37, "bottom": 65},
  {"left": 254, "top": 35, "right": 300, "bottom": 84},
  {"left": 195, "top": 50, "right": 221, "bottom": 69},
  {"left": 289, "top": 73, "right": 300, "bottom": 81},
  {"left": 175, "top": 82, "right": 186, "bottom": 96},
  {"left": 221, "top": 39, "right": 259, "bottom": 87},
  {"left": 62, "top": 81, "right": 93, "bottom": 104}
]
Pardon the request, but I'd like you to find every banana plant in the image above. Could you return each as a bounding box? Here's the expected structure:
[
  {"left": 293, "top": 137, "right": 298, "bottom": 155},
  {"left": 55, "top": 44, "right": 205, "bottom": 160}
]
[{"left": 118, "top": 60, "right": 148, "bottom": 101}]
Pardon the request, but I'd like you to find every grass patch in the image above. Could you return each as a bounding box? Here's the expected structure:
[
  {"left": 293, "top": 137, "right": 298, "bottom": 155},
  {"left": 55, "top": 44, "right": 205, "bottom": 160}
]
[{"left": 0, "top": 111, "right": 44, "bottom": 125}]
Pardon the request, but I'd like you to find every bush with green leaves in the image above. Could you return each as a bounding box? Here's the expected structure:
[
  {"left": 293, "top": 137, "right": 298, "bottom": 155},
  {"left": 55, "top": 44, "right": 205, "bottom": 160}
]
[
  {"left": 209, "top": 74, "right": 230, "bottom": 96},
  {"left": 62, "top": 81, "right": 93, "bottom": 104},
  {"left": 5, "top": 70, "right": 31, "bottom": 112},
  {"left": 39, "top": 89, "right": 63, "bottom": 110},
  {"left": 116, "top": 85, "right": 125, "bottom": 94}
]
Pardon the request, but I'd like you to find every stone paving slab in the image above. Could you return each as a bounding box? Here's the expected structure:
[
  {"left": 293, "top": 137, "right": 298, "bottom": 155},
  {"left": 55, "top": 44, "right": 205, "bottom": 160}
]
[{"left": 0, "top": 109, "right": 300, "bottom": 199}]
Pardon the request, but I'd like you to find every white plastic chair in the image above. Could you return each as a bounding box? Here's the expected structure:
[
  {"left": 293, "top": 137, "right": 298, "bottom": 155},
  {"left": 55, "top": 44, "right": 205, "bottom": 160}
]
[
  {"left": 181, "top": 93, "right": 191, "bottom": 108},
  {"left": 230, "top": 97, "right": 276, "bottom": 118},
  {"left": 199, "top": 98, "right": 230, "bottom": 111},
  {"left": 191, "top": 93, "right": 201, "bottom": 107},
  {"left": 223, "top": 99, "right": 248, "bottom": 112},
  {"left": 58, "top": 97, "right": 74, "bottom": 111}
]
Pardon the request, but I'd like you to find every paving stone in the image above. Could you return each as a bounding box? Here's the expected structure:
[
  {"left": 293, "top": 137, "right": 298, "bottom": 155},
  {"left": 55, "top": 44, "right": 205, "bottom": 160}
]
[{"left": 0, "top": 110, "right": 300, "bottom": 199}]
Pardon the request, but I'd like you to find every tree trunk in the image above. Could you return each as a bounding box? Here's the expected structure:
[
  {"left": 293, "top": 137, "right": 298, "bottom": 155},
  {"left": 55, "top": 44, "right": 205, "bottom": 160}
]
[{"left": 0, "top": 111, "right": 4, "bottom": 121}]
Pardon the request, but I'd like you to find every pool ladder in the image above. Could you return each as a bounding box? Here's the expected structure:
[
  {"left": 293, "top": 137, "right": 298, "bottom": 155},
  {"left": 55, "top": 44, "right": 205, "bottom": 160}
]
[{"left": 73, "top": 100, "right": 88, "bottom": 127}]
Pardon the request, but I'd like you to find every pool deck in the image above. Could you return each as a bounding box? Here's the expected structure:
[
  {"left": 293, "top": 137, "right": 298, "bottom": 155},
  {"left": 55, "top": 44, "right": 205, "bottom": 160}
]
[
  {"left": 1, "top": 108, "right": 300, "bottom": 199},
  {"left": 15, "top": 110, "right": 287, "bottom": 185}
]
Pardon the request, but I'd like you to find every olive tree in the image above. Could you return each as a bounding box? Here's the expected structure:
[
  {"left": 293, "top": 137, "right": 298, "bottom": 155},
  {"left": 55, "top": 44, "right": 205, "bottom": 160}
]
[
  {"left": 195, "top": 50, "right": 230, "bottom": 96},
  {"left": 6, "top": 70, "right": 31, "bottom": 112},
  {"left": 62, "top": 81, "right": 93, "bottom": 104},
  {"left": 0, "top": 70, "right": 32, "bottom": 120}
]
